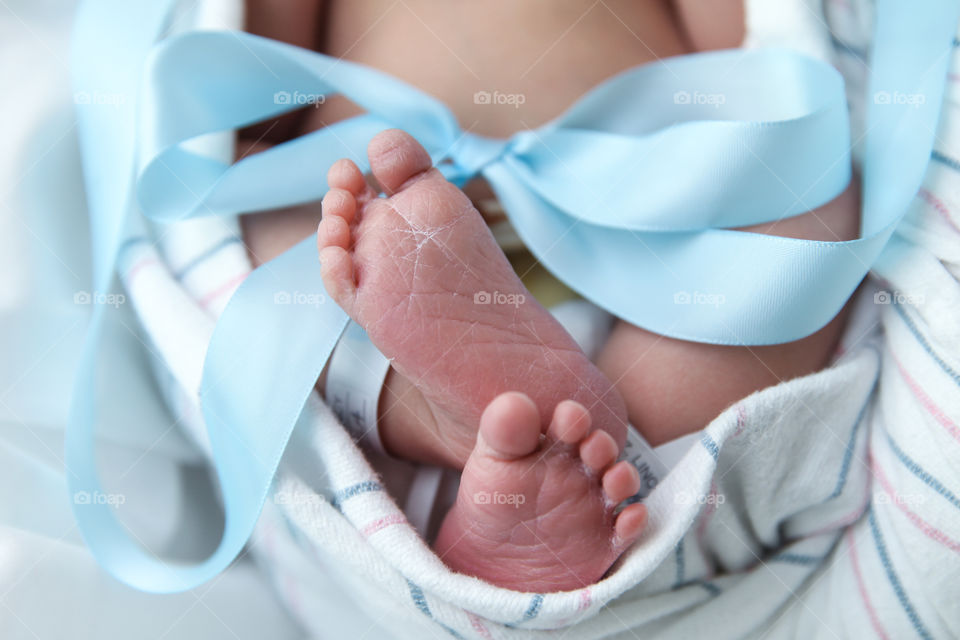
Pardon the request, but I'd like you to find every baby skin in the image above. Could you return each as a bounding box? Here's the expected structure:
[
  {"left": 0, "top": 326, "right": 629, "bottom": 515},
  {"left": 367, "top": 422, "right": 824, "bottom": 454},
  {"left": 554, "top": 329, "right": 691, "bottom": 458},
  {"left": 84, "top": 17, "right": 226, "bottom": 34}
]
[{"left": 319, "top": 130, "right": 644, "bottom": 590}]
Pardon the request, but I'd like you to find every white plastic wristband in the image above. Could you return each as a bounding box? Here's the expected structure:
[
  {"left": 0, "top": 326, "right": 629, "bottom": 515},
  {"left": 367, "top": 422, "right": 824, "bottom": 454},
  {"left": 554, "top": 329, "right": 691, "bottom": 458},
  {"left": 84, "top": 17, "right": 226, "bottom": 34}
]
[
  {"left": 324, "top": 321, "right": 392, "bottom": 454},
  {"left": 325, "top": 323, "right": 447, "bottom": 536},
  {"left": 621, "top": 426, "right": 700, "bottom": 501}
]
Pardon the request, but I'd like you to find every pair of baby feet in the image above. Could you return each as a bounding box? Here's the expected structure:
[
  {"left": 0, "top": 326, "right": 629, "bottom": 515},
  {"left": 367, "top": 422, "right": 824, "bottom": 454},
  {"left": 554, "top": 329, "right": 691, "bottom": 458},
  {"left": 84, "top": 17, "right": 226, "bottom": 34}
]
[{"left": 317, "top": 129, "right": 646, "bottom": 592}]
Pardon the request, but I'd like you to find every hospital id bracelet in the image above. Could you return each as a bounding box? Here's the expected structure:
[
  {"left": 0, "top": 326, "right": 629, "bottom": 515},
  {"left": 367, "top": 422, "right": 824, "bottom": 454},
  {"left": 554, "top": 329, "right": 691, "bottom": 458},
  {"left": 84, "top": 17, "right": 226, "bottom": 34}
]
[{"left": 324, "top": 321, "right": 392, "bottom": 455}]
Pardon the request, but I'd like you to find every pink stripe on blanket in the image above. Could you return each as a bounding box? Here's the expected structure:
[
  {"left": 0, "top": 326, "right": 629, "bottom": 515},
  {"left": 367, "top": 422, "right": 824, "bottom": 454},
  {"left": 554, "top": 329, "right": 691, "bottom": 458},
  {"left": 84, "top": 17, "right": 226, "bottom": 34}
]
[
  {"left": 734, "top": 404, "right": 747, "bottom": 437},
  {"left": 578, "top": 587, "right": 592, "bottom": 611},
  {"left": 124, "top": 256, "right": 159, "bottom": 282},
  {"left": 891, "top": 352, "right": 960, "bottom": 445},
  {"left": 199, "top": 271, "right": 248, "bottom": 308},
  {"left": 872, "top": 458, "right": 960, "bottom": 552},
  {"left": 360, "top": 513, "right": 408, "bottom": 537},
  {"left": 917, "top": 188, "right": 960, "bottom": 235},
  {"left": 467, "top": 612, "right": 493, "bottom": 639},
  {"left": 846, "top": 527, "right": 891, "bottom": 640}
]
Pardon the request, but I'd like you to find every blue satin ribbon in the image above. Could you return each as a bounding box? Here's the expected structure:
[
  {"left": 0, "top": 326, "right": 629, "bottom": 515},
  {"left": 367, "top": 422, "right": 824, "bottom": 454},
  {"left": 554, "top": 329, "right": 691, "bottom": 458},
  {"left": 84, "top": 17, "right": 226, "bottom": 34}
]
[{"left": 68, "top": 0, "right": 959, "bottom": 592}]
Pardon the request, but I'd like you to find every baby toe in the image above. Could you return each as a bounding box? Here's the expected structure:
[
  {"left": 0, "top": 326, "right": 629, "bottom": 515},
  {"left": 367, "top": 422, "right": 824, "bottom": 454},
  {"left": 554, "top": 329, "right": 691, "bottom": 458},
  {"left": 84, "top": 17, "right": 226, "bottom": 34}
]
[
  {"left": 367, "top": 129, "right": 433, "bottom": 195},
  {"left": 477, "top": 392, "right": 542, "bottom": 460},
  {"left": 327, "top": 158, "right": 369, "bottom": 196},
  {"left": 547, "top": 400, "right": 591, "bottom": 444},
  {"left": 579, "top": 430, "right": 619, "bottom": 474},
  {"left": 602, "top": 461, "right": 641, "bottom": 504},
  {"left": 321, "top": 187, "right": 357, "bottom": 224},
  {"left": 614, "top": 503, "right": 647, "bottom": 547},
  {"left": 319, "top": 245, "right": 357, "bottom": 306},
  {"left": 317, "top": 212, "right": 351, "bottom": 250}
]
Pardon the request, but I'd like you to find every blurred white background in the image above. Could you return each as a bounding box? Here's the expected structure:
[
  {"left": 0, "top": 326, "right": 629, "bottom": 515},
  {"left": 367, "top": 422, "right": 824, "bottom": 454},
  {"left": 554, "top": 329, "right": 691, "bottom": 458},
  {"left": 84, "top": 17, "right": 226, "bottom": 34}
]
[{"left": 0, "top": 1, "right": 304, "bottom": 637}]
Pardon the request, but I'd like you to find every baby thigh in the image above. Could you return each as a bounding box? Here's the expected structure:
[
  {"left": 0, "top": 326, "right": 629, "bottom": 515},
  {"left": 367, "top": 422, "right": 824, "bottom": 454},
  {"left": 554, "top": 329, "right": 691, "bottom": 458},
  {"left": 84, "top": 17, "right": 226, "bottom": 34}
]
[{"left": 595, "top": 179, "right": 861, "bottom": 444}]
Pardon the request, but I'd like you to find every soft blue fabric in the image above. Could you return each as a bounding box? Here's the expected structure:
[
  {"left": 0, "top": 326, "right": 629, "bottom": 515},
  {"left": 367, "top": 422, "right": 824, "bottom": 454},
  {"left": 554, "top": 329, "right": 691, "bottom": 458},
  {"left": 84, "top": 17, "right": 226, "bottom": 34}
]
[{"left": 68, "top": 0, "right": 959, "bottom": 592}]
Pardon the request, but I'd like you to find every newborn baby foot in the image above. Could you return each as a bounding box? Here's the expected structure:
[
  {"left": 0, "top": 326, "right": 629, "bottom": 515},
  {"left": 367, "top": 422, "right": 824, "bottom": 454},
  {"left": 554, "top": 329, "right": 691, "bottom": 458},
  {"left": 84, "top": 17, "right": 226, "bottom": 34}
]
[
  {"left": 434, "top": 392, "right": 646, "bottom": 591},
  {"left": 318, "top": 129, "right": 627, "bottom": 468}
]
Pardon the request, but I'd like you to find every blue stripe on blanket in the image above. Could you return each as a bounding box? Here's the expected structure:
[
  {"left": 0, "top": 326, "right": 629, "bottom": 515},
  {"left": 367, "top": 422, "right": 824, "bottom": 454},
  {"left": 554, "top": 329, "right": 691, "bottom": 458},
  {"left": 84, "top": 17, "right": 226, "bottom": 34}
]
[
  {"left": 769, "top": 552, "right": 822, "bottom": 566},
  {"left": 407, "top": 579, "right": 431, "bottom": 616},
  {"left": 829, "top": 34, "right": 868, "bottom": 60},
  {"left": 885, "top": 431, "right": 960, "bottom": 511},
  {"left": 331, "top": 481, "right": 383, "bottom": 509},
  {"left": 700, "top": 433, "right": 720, "bottom": 461},
  {"left": 827, "top": 396, "right": 872, "bottom": 501},
  {"left": 932, "top": 149, "right": 960, "bottom": 175},
  {"left": 521, "top": 594, "right": 544, "bottom": 622},
  {"left": 405, "top": 579, "right": 465, "bottom": 639},
  {"left": 869, "top": 510, "right": 933, "bottom": 640},
  {"left": 669, "top": 538, "right": 720, "bottom": 596},
  {"left": 174, "top": 236, "right": 243, "bottom": 279},
  {"left": 673, "top": 540, "right": 686, "bottom": 588},
  {"left": 892, "top": 302, "right": 960, "bottom": 387}
]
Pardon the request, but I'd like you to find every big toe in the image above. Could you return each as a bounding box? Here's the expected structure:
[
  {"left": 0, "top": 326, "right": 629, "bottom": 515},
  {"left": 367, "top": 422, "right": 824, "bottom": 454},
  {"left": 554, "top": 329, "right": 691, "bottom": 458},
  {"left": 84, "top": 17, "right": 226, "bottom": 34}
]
[
  {"left": 367, "top": 129, "right": 434, "bottom": 195},
  {"left": 477, "top": 392, "right": 542, "bottom": 460}
]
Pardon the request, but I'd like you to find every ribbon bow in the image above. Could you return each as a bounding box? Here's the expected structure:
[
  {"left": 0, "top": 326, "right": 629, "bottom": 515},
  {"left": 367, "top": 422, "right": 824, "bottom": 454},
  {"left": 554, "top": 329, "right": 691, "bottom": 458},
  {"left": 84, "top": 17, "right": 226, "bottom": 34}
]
[
  {"left": 139, "top": 34, "right": 861, "bottom": 345},
  {"left": 68, "top": 0, "right": 959, "bottom": 592}
]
